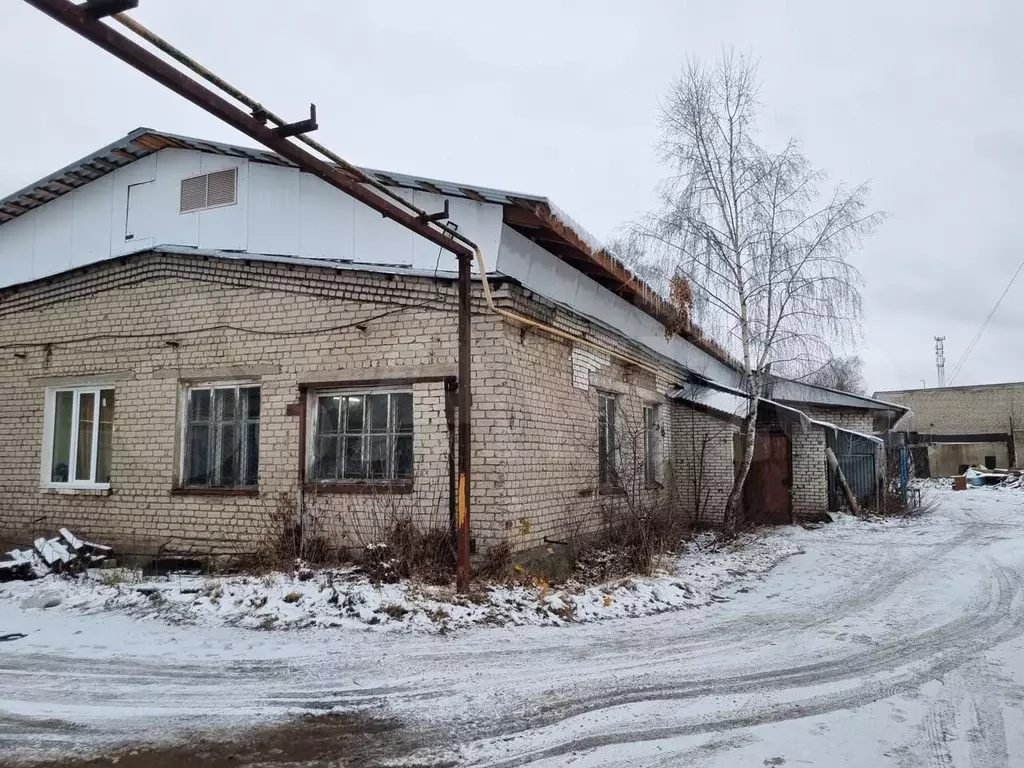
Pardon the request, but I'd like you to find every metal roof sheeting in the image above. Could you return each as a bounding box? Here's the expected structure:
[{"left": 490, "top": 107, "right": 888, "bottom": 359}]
[
  {"left": 768, "top": 378, "right": 908, "bottom": 414},
  {"left": 0, "top": 127, "right": 547, "bottom": 225}
]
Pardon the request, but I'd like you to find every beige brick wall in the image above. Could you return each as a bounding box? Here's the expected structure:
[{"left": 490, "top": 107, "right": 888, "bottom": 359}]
[
  {"left": 801, "top": 405, "right": 875, "bottom": 434},
  {"left": 876, "top": 385, "right": 1024, "bottom": 445},
  {"left": 790, "top": 426, "right": 828, "bottom": 516},
  {"left": 0, "top": 252, "right": 746, "bottom": 556},
  {"left": 0, "top": 254, "right": 509, "bottom": 554},
  {"left": 491, "top": 290, "right": 690, "bottom": 550},
  {"left": 671, "top": 406, "right": 738, "bottom": 526}
]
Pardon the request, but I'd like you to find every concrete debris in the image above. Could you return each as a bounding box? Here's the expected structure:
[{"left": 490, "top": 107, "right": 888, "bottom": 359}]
[{"left": 0, "top": 529, "right": 112, "bottom": 582}]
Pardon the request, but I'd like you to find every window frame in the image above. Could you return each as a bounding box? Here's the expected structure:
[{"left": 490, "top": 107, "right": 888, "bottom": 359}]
[
  {"left": 305, "top": 387, "right": 415, "bottom": 488},
  {"left": 597, "top": 391, "right": 619, "bottom": 489},
  {"left": 178, "top": 381, "right": 261, "bottom": 491},
  {"left": 41, "top": 385, "right": 115, "bottom": 490},
  {"left": 643, "top": 404, "right": 660, "bottom": 488}
]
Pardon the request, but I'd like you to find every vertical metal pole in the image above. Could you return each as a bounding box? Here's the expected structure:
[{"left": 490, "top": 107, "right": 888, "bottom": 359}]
[
  {"left": 899, "top": 444, "right": 909, "bottom": 506},
  {"left": 456, "top": 253, "right": 472, "bottom": 592}
]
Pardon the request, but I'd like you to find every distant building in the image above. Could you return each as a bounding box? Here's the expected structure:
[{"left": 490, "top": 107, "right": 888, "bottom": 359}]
[{"left": 873, "top": 382, "right": 1024, "bottom": 475}]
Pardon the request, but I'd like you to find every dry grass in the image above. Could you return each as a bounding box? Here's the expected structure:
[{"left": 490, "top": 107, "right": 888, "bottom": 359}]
[
  {"left": 873, "top": 480, "right": 941, "bottom": 519},
  {"left": 362, "top": 519, "right": 455, "bottom": 585}
]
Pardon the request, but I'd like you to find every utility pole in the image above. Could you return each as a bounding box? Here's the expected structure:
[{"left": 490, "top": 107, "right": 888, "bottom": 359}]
[
  {"left": 934, "top": 336, "right": 946, "bottom": 388},
  {"left": 24, "top": 0, "right": 477, "bottom": 589}
]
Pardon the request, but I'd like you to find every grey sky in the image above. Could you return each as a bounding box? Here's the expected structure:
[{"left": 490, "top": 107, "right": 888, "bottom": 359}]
[{"left": 4, "top": 0, "right": 1022, "bottom": 393}]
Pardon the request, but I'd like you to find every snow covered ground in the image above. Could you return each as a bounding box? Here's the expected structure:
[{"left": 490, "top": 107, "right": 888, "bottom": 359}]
[
  {"left": 3, "top": 484, "right": 1024, "bottom": 767},
  {"left": 0, "top": 530, "right": 802, "bottom": 633}
]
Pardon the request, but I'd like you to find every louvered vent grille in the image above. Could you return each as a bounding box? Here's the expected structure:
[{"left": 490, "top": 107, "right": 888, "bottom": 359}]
[
  {"left": 179, "top": 175, "right": 207, "bottom": 212},
  {"left": 206, "top": 168, "right": 237, "bottom": 207},
  {"left": 179, "top": 167, "right": 238, "bottom": 213}
]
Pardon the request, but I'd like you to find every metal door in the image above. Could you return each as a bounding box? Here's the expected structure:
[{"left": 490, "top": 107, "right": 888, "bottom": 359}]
[
  {"left": 742, "top": 433, "right": 792, "bottom": 525},
  {"left": 828, "top": 431, "right": 879, "bottom": 509}
]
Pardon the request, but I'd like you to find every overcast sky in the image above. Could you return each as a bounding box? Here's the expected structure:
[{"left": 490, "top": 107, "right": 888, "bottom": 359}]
[{"left": 3, "top": 0, "right": 1023, "bottom": 393}]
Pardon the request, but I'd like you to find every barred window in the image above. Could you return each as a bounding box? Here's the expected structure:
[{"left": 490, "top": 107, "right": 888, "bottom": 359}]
[
  {"left": 598, "top": 392, "right": 618, "bottom": 487},
  {"left": 183, "top": 384, "right": 260, "bottom": 488},
  {"left": 311, "top": 391, "right": 413, "bottom": 483},
  {"left": 643, "top": 404, "right": 658, "bottom": 486}
]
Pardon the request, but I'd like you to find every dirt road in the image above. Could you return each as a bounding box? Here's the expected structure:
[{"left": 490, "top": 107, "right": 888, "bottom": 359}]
[{"left": 4, "top": 487, "right": 1024, "bottom": 766}]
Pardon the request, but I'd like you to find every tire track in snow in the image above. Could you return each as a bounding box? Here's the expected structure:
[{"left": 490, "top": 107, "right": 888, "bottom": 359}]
[
  {"left": 923, "top": 697, "right": 957, "bottom": 768},
  {"left": 458, "top": 564, "right": 1024, "bottom": 766}
]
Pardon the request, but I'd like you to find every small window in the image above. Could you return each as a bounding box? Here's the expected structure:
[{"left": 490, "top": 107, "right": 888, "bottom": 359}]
[
  {"left": 45, "top": 387, "right": 115, "bottom": 487},
  {"left": 643, "top": 404, "right": 659, "bottom": 486},
  {"left": 598, "top": 392, "right": 618, "bottom": 486},
  {"left": 984, "top": 455, "right": 997, "bottom": 470},
  {"left": 179, "top": 168, "right": 238, "bottom": 213},
  {"left": 183, "top": 384, "right": 260, "bottom": 488},
  {"left": 310, "top": 391, "right": 413, "bottom": 483}
]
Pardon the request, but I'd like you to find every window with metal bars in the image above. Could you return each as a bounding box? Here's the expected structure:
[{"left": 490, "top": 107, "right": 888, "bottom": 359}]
[
  {"left": 183, "top": 384, "right": 260, "bottom": 488},
  {"left": 179, "top": 167, "right": 237, "bottom": 213},
  {"left": 643, "top": 404, "right": 659, "bottom": 486},
  {"left": 598, "top": 392, "right": 618, "bottom": 487},
  {"left": 311, "top": 391, "right": 414, "bottom": 483}
]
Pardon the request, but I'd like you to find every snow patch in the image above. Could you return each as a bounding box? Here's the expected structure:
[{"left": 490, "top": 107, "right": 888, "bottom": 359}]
[{"left": 0, "top": 531, "right": 803, "bottom": 634}]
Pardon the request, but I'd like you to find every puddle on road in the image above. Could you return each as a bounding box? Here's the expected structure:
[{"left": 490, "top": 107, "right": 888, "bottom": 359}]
[{"left": 11, "top": 712, "right": 453, "bottom": 768}]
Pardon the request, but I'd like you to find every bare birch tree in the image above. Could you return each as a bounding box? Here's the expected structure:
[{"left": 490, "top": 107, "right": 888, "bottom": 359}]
[
  {"left": 803, "top": 355, "right": 866, "bottom": 395},
  {"left": 637, "top": 51, "right": 883, "bottom": 530}
]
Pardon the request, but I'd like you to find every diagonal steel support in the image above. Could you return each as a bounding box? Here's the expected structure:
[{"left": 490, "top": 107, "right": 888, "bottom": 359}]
[
  {"left": 24, "top": 0, "right": 479, "bottom": 591},
  {"left": 273, "top": 103, "right": 317, "bottom": 138},
  {"left": 80, "top": 0, "right": 137, "bottom": 18}
]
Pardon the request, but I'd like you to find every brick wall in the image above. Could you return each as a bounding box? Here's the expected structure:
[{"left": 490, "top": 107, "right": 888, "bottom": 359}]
[
  {"left": 492, "top": 289, "right": 692, "bottom": 550},
  {"left": 0, "top": 254, "right": 510, "bottom": 554},
  {"left": 671, "top": 406, "right": 738, "bottom": 526},
  {"left": 801, "top": 405, "right": 875, "bottom": 434},
  {"left": 790, "top": 425, "right": 828, "bottom": 516},
  {"left": 875, "top": 385, "right": 1024, "bottom": 442},
  {"left": 0, "top": 251, "right": 743, "bottom": 556}
]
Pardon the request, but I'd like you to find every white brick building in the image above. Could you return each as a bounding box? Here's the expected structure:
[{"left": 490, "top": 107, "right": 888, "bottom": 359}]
[{"left": 0, "top": 129, "right": 905, "bottom": 558}]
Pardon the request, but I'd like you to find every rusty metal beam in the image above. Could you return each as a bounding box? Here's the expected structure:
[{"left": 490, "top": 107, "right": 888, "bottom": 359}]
[
  {"left": 81, "top": 0, "right": 137, "bottom": 18},
  {"left": 23, "top": 0, "right": 473, "bottom": 261}
]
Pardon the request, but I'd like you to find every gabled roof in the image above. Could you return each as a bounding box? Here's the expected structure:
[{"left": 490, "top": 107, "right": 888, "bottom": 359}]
[{"left": 0, "top": 127, "right": 735, "bottom": 369}]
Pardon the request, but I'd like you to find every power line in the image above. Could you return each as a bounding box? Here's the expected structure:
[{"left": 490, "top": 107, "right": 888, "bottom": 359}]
[{"left": 948, "top": 256, "right": 1024, "bottom": 385}]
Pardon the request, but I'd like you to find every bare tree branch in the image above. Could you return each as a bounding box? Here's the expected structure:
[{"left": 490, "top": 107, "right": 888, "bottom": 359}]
[{"left": 627, "top": 50, "right": 883, "bottom": 530}]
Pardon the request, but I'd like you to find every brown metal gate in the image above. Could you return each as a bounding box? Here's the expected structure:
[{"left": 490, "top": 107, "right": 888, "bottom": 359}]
[{"left": 738, "top": 432, "right": 792, "bottom": 525}]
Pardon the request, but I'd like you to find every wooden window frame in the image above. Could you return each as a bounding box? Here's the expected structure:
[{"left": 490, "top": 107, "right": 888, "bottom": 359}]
[
  {"left": 178, "top": 381, "right": 260, "bottom": 491},
  {"left": 306, "top": 387, "right": 414, "bottom": 490}
]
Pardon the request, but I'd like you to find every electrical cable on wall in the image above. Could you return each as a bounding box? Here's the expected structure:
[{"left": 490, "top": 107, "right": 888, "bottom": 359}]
[{"left": 0, "top": 301, "right": 441, "bottom": 352}]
